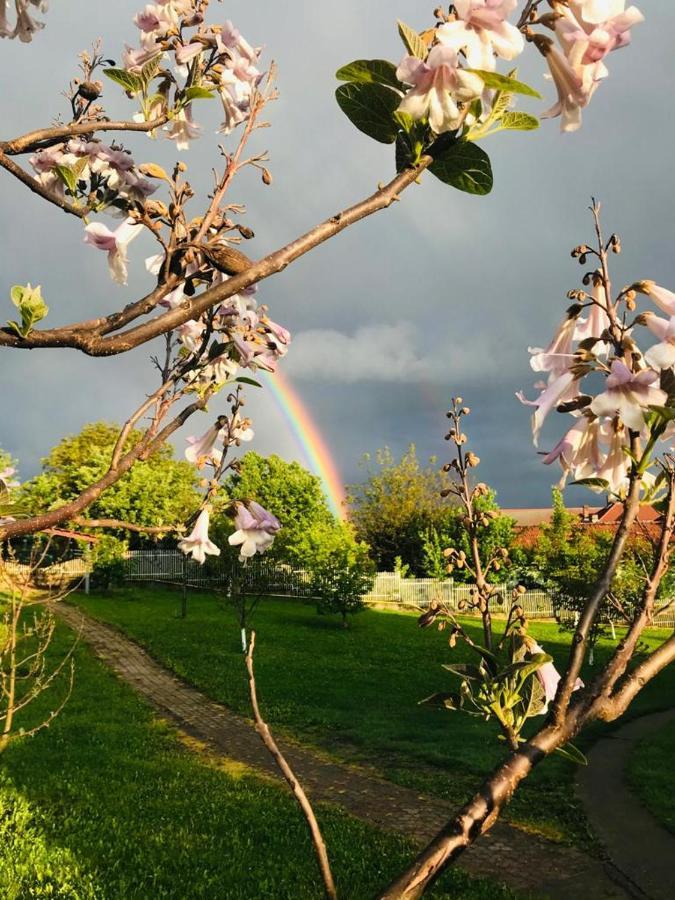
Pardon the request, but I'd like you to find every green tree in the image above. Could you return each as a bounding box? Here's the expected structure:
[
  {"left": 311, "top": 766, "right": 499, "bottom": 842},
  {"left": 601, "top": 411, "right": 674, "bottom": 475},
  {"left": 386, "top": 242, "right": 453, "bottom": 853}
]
[
  {"left": 348, "top": 445, "right": 456, "bottom": 574},
  {"left": 216, "top": 452, "right": 336, "bottom": 564},
  {"left": 21, "top": 423, "right": 199, "bottom": 546},
  {"left": 296, "top": 521, "right": 375, "bottom": 627}
]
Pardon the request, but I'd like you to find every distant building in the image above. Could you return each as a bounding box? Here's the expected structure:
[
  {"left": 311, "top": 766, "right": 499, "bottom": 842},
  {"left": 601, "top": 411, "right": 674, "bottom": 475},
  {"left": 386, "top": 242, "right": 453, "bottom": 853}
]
[{"left": 501, "top": 503, "right": 661, "bottom": 549}]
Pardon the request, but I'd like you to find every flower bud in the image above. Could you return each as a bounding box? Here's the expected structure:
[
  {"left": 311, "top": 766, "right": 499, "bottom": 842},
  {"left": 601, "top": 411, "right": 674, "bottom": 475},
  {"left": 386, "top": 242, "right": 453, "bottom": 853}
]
[{"left": 262, "top": 168, "right": 273, "bottom": 185}]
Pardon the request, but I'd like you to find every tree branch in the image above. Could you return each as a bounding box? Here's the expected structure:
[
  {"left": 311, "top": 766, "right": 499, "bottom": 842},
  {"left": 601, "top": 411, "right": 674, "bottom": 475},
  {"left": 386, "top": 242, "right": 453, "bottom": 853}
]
[
  {"left": 0, "top": 157, "right": 432, "bottom": 355},
  {"left": 0, "top": 149, "right": 88, "bottom": 218},
  {"left": 0, "top": 116, "right": 169, "bottom": 156}
]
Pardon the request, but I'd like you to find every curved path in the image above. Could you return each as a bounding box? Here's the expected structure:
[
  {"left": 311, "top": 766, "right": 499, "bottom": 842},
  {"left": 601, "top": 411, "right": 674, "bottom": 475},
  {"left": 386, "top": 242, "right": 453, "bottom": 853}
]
[
  {"left": 57, "top": 602, "right": 631, "bottom": 898},
  {"left": 577, "top": 709, "right": 675, "bottom": 900}
]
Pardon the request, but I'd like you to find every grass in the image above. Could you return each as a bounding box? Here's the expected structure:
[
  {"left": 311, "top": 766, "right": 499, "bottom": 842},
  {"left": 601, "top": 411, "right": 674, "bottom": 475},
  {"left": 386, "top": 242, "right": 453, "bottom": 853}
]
[
  {"left": 1, "top": 623, "right": 516, "bottom": 899},
  {"left": 71, "top": 587, "right": 675, "bottom": 849},
  {"left": 627, "top": 717, "right": 675, "bottom": 835}
]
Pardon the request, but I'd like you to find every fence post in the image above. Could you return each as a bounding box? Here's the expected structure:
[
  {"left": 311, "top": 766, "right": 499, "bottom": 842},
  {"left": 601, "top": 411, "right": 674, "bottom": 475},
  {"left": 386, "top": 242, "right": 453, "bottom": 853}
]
[{"left": 180, "top": 553, "right": 188, "bottom": 619}]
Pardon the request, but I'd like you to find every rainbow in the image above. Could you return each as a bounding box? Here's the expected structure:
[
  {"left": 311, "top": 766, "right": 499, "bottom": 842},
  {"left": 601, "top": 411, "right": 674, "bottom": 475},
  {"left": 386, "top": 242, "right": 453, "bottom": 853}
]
[{"left": 265, "top": 370, "right": 348, "bottom": 520}]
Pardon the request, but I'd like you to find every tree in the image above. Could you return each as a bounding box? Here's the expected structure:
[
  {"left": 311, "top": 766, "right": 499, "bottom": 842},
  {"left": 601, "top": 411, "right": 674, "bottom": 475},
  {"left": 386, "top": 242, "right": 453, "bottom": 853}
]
[
  {"left": 298, "top": 521, "right": 375, "bottom": 627},
  {"left": 348, "top": 445, "right": 456, "bottom": 574},
  {"left": 0, "top": 4, "right": 663, "bottom": 898},
  {"left": 21, "top": 423, "right": 199, "bottom": 546},
  {"left": 214, "top": 452, "right": 336, "bottom": 564}
]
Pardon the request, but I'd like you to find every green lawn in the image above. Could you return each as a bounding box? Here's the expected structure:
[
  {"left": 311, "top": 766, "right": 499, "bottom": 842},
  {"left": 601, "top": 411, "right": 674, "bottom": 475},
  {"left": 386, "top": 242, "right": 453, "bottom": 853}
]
[
  {"left": 627, "top": 717, "right": 675, "bottom": 835},
  {"left": 71, "top": 587, "right": 675, "bottom": 849},
  {"left": 1, "top": 623, "right": 515, "bottom": 900}
]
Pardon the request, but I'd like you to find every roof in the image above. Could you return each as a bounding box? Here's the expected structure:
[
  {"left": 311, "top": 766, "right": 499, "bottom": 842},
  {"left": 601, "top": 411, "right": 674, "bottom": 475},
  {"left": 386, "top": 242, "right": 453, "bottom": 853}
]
[{"left": 503, "top": 503, "right": 661, "bottom": 529}]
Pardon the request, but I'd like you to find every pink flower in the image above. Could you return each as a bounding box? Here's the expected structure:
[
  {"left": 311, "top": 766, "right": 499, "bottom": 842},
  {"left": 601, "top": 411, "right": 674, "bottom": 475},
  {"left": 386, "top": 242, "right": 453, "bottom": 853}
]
[
  {"left": 643, "top": 314, "right": 675, "bottom": 372},
  {"left": 83, "top": 217, "right": 143, "bottom": 285},
  {"left": 543, "top": 416, "right": 604, "bottom": 485},
  {"left": 185, "top": 424, "right": 223, "bottom": 468},
  {"left": 228, "top": 501, "right": 281, "bottom": 561},
  {"left": 573, "top": 281, "right": 612, "bottom": 344},
  {"left": 527, "top": 638, "right": 584, "bottom": 715},
  {"left": 396, "top": 45, "right": 484, "bottom": 134},
  {"left": 596, "top": 422, "right": 631, "bottom": 494},
  {"left": 165, "top": 106, "right": 201, "bottom": 151},
  {"left": 638, "top": 282, "right": 675, "bottom": 317},
  {"left": 0, "top": 467, "right": 19, "bottom": 491},
  {"left": 540, "top": 44, "right": 590, "bottom": 133},
  {"left": 517, "top": 370, "right": 577, "bottom": 446},
  {"left": 437, "top": 0, "right": 524, "bottom": 71},
  {"left": 178, "top": 508, "right": 221, "bottom": 564},
  {"left": 558, "top": 2, "right": 644, "bottom": 66},
  {"left": 590, "top": 360, "right": 666, "bottom": 432},
  {"left": 528, "top": 316, "right": 577, "bottom": 376}
]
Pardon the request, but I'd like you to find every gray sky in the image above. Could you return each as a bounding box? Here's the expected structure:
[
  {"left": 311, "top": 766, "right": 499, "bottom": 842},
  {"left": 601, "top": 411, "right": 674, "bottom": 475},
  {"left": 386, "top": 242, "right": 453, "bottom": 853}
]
[{"left": 1, "top": 1, "right": 673, "bottom": 508}]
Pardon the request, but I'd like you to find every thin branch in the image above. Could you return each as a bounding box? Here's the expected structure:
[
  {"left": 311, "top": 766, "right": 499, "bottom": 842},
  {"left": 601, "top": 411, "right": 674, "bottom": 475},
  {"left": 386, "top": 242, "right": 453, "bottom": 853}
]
[
  {"left": 245, "top": 631, "right": 337, "bottom": 900},
  {"left": 0, "top": 157, "right": 432, "bottom": 355},
  {"left": 74, "top": 517, "right": 182, "bottom": 535},
  {"left": 0, "top": 116, "right": 169, "bottom": 156},
  {"left": 0, "top": 150, "right": 88, "bottom": 218}
]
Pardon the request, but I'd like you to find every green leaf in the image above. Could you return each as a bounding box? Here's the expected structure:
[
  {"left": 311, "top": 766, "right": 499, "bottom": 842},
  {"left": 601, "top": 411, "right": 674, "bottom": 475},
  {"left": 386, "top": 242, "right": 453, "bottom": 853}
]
[
  {"left": 419, "top": 690, "right": 463, "bottom": 710},
  {"left": 183, "top": 85, "right": 216, "bottom": 102},
  {"left": 649, "top": 405, "right": 675, "bottom": 422},
  {"left": 335, "top": 82, "right": 401, "bottom": 144},
  {"left": 499, "top": 111, "right": 540, "bottom": 132},
  {"left": 441, "top": 663, "right": 485, "bottom": 682},
  {"left": 234, "top": 377, "right": 263, "bottom": 388},
  {"left": 467, "top": 70, "right": 542, "bottom": 99},
  {"left": 397, "top": 20, "right": 427, "bottom": 60},
  {"left": 54, "top": 164, "right": 78, "bottom": 194},
  {"left": 7, "top": 283, "right": 49, "bottom": 338},
  {"left": 336, "top": 59, "right": 402, "bottom": 91},
  {"left": 140, "top": 53, "right": 163, "bottom": 86},
  {"left": 429, "top": 140, "right": 493, "bottom": 195},
  {"left": 103, "top": 67, "right": 143, "bottom": 95},
  {"left": 571, "top": 477, "right": 610, "bottom": 491},
  {"left": 554, "top": 741, "right": 588, "bottom": 766}
]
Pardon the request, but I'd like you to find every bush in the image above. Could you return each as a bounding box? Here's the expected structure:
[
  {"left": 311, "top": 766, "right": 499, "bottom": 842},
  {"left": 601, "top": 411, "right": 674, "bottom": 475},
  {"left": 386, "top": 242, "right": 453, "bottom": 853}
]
[{"left": 89, "top": 535, "right": 127, "bottom": 591}]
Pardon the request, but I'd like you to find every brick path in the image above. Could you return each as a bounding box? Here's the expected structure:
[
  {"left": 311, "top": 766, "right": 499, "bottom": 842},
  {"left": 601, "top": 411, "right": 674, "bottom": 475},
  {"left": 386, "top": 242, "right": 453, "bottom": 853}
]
[
  {"left": 577, "top": 709, "right": 675, "bottom": 900},
  {"left": 57, "top": 603, "right": 631, "bottom": 898}
]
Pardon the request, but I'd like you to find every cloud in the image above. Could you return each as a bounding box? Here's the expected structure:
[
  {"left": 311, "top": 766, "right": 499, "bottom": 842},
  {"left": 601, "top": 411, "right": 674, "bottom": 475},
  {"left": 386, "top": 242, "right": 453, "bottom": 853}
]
[{"left": 283, "top": 322, "right": 498, "bottom": 383}]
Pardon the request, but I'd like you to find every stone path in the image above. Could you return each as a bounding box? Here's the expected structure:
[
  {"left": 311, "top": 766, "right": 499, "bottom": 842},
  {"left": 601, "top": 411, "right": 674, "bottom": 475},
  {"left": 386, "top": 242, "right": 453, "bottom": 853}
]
[
  {"left": 577, "top": 709, "right": 675, "bottom": 900},
  {"left": 57, "top": 603, "right": 631, "bottom": 898}
]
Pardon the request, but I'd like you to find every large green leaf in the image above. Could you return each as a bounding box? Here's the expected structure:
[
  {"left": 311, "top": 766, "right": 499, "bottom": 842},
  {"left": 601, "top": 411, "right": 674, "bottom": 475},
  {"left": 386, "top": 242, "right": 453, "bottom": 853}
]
[
  {"left": 429, "top": 140, "right": 493, "bottom": 195},
  {"left": 103, "top": 67, "right": 143, "bottom": 95},
  {"left": 336, "top": 59, "right": 402, "bottom": 91},
  {"left": 397, "top": 20, "right": 427, "bottom": 60},
  {"left": 335, "top": 82, "right": 401, "bottom": 144},
  {"left": 467, "top": 70, "right": 542, "bottom": 99}
]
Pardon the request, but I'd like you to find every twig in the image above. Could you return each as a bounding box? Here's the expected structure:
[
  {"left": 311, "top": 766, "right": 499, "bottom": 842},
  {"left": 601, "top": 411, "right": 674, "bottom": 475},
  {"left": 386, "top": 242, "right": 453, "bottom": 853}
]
[{"left": 245, "top": 631, "right": 337, "bottom": 900}]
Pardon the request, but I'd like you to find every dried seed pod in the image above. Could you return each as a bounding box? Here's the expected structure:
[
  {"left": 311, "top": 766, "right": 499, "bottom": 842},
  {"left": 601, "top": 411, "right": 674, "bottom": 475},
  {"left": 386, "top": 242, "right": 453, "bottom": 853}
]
[{"left": 198, "top": 243, "right": 254, "bottom": 275}]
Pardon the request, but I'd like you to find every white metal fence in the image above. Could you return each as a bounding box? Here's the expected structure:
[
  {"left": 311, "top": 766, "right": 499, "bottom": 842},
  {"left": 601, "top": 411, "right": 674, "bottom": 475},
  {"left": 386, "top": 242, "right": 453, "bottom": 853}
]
[{"left": 122, "top": 552, "right": 675, "bottom": 626}]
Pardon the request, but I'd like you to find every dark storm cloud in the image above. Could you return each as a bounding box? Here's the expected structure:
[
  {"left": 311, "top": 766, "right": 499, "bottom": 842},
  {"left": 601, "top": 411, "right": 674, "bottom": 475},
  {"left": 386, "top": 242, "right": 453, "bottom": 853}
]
[{"left": 1, "top": 2, "right": 673, "bottom": 508}]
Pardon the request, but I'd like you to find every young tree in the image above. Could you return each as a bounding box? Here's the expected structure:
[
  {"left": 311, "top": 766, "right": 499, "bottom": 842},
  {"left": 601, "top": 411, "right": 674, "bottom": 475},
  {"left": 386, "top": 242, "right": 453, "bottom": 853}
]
[
  {"left": 21, "top": 422, "right": 199, "bottom": 544},
  {"left": 215, "top": 452, "right": 335, "bottom": 564},
  {"left": 348, "top": 446, "right": 456, "bottom": 574},
  {"left": 298, "top": 521, "right": 375, "bottom": 627}
]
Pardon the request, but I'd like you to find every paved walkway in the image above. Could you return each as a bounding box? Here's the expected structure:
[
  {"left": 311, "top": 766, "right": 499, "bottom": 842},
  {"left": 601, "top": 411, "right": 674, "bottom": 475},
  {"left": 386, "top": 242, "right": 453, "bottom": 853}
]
[
  {"left": 57, "top": 603, "right": 631, "bottom": 898},
  {"left": 577, "top": 709, "right": 675, "bottom": 900}
]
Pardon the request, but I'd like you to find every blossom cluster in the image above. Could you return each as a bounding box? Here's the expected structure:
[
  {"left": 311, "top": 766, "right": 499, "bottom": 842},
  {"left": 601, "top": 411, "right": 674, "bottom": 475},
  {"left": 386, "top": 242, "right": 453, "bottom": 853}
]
[
  {"left": 122, "top": 1, "right": 263, "bottom": 147},
  {"left": 540, "top": 0, "right": 644, "bottom": 131},
  {"left": 519, "top": 233, "right": 675, "bottom": 497},
  {"left": 30, "top": 139, "right": 156, "bottom": 222},
  {"left": 0, "top": 0, "right": 47, "bottom": 42},
  {"left": 393, "top": 0, "right": 642, "bottom": 136}
]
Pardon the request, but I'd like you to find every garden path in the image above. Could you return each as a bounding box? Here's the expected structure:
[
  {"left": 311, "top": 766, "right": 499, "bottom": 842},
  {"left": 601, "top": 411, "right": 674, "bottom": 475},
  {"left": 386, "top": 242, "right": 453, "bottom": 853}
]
[
  {"left": 577, "top": 708, "right": 675, "bottom": 900},
  {"left": 57, "top": 602, "right": 633, "bottom": 899}
]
